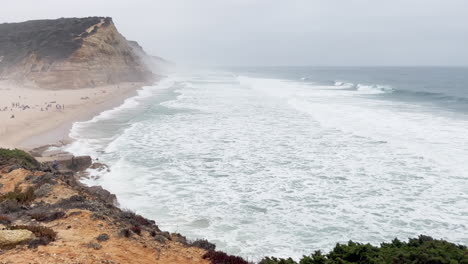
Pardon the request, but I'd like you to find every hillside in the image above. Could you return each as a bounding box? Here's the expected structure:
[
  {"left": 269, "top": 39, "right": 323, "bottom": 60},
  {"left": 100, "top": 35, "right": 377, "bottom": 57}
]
[
  {"left": 0, "top": 17, "right": 161, "bottom": 89},
  {"left": 0, "top": 149, "right": 211, "bottom": 263}
]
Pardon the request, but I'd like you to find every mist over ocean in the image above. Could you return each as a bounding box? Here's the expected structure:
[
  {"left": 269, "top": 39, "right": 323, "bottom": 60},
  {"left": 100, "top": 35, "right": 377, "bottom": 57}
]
[{"left": 66, "top": 67, "right": 468, "bottom": 259}]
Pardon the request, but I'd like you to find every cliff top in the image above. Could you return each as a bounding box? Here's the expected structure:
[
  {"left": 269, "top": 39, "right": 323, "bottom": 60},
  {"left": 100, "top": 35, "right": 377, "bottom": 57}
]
[
  {"left": 0, "top": 149, "right": 212, "bottom": 263},
  {"left": 0, "top": 17, "right": 113, "bottom": 66}
]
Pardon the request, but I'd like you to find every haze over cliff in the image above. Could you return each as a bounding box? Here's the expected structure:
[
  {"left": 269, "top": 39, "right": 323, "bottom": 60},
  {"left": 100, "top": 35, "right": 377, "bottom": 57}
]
[{"left": 0, "top": 17, "right": 168, "bottom": 89}]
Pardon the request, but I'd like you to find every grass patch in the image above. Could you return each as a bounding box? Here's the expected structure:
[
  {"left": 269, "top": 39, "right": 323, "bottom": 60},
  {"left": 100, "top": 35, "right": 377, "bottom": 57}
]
[
  {"left": 0, "top": 148, "right": 39, "bottom": 169},
  {"left": 0, "top": 186, "right": 35, "bottom": 204}
]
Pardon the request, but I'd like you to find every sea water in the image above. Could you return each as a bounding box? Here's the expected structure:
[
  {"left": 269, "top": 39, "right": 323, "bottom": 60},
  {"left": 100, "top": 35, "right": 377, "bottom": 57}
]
[{"left": 66, "top": 67, "right": 468, "bottom": 260}]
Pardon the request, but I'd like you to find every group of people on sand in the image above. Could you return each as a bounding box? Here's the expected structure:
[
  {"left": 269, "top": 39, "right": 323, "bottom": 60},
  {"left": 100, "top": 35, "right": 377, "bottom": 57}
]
[
  {"left": 0, "top": 102, "right": 31, "bottom": 111},
  {"left": 1, "top": 101, "right": 66, "bottom": 119},
  {"left": 40, "top": 102, "right": 65, "bottom": 111}
]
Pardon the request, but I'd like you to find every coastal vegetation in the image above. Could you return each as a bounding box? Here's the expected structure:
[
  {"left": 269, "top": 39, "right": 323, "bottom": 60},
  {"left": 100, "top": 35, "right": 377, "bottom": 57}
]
[
  {"left": 259, "top": 236, "right": 468, "bottom": 264},
  {"left": 0, "top": 148, "right": 39, "bottom": 170},
  {"left": 0, "top": 148, "right": 466, "bottom": 262}
]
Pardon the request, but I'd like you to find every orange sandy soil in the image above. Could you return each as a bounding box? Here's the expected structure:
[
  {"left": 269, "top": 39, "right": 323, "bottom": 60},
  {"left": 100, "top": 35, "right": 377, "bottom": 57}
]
[{"left": 0, "top": 167, "right": 209, "bottom": 264}]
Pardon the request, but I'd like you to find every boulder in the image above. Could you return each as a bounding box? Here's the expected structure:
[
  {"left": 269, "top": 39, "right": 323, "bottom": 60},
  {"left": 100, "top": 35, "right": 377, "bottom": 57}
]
[
  {"left": 87, "top": 186, "right": 117, "bottom": 205},
  {"left": 0, "top": 230, "right": 35, "bottom": 248}
]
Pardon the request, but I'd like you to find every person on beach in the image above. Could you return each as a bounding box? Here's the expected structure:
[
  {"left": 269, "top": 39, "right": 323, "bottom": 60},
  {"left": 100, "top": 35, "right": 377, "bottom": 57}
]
[{"left": 52, "top": 160, "right": 58, "bottom": 170}]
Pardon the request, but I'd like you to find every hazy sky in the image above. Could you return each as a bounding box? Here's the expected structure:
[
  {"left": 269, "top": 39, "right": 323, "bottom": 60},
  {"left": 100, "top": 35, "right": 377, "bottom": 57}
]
[{"left": 2, "top": 0, "right": 468, "bottom": 66}]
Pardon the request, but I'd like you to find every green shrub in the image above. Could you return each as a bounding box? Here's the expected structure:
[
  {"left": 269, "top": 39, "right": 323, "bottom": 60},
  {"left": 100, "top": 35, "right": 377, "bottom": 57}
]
[
  {"left": 0, "top": 148, "right": 39, "bottom": 169},
  {"left": 0, "top": 186, "right": 35, "bottom": 204},
  {"left": 260, "top": 236, "right": 468, "bottom": 264}
]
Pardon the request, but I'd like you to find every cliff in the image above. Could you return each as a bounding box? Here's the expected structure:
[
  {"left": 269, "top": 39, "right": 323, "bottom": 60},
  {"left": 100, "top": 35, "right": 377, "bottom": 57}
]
[
  {"left": 1, "top": 149, "right": 466, "bottom": 263},
  {"left": 0, "top": 149, "right": 211, "bottom": 263},
  {"left": 0, "top": 17, "right": 158, "bottom": 89}
]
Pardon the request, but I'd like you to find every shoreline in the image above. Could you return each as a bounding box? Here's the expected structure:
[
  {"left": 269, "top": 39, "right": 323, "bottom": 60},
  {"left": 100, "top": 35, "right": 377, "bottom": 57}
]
[{"left": 0, "top": 80, "right": 156, "bottom": 151}]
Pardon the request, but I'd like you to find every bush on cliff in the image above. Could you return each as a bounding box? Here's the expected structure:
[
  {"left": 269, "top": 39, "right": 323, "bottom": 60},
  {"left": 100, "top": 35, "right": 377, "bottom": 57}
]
[
  {"left": 259, "top": 235, "right": 468, "bottom": 264},
  {"left": 203, "top": 250, "right": 251, "bottom": 264},
  {"left": 0, "top": 148, "right": 39, "bottom": 169}
]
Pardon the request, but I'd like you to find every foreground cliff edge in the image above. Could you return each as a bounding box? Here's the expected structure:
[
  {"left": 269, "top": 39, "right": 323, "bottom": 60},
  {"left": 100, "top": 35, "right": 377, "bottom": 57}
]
[{"left": 0, "top": 149, "right": 466, "bottom": 264}]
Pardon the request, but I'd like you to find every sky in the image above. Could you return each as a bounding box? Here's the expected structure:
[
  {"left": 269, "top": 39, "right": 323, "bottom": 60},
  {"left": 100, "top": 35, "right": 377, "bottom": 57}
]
[{"left": 2, "top": 0, "right": 468, "bottom": 66}]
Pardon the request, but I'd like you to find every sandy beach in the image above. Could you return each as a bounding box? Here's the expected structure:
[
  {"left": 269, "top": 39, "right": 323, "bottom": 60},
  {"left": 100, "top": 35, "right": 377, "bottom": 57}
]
[{"left": 0, "top": 81, "right": 149, "bottom": 149}]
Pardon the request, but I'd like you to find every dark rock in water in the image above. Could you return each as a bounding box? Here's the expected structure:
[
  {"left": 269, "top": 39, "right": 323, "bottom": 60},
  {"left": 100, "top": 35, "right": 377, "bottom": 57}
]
[
  {"left": 87, "top": 186, "right": 117, "bottom": 205},
  {"left": 65, "top": 156, "right": 92, "bottom": 172},
  {"left": 89, "top": 162, "right": 110, "bottom": 172}
]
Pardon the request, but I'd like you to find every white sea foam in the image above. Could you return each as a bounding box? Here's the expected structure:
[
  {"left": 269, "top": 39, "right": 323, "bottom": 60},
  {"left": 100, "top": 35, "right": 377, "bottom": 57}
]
[
  {"left": 67, "top": 71, "right": 468, "bottom": 260},
  {"left": 356, "top": 83, "right": 394, "bottom": 94},
  {"left": 66, "top": 77, "right": 175, "bottom": 157}
]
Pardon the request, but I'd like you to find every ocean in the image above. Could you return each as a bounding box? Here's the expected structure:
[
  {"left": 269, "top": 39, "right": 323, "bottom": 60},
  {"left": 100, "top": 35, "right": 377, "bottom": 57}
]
[{"left": 65, "top": 66, "right": 468, "bottom": 260}]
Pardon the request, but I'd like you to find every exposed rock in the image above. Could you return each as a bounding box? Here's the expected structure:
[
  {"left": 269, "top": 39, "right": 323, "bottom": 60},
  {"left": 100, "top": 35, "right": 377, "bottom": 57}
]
[
  {"left": 87, "top": 186, "right": 117, "bottom": 205},
  {"left": 89, "top": 162, "right": 109, "bottom": 171},
  {"left": 0, "top": 230, "right": 35, "bottom": 248}
]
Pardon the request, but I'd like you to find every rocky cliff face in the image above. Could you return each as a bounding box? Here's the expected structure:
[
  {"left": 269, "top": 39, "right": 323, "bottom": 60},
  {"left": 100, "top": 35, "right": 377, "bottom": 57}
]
[{"left": 0, "top": 17, "right": 158, "bottom": 89}]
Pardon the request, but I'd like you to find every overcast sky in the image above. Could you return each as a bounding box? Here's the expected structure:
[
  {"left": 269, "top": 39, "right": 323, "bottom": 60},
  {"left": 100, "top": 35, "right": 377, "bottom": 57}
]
[{"left": 2, "top": 0, "right": 468, "bottom": 66}]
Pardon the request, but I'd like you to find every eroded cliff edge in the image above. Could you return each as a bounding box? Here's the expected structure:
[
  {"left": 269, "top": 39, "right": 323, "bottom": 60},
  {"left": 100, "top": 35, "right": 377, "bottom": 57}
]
[{"left": 0, "top": 17, "right": 167, "bottom": 89}]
